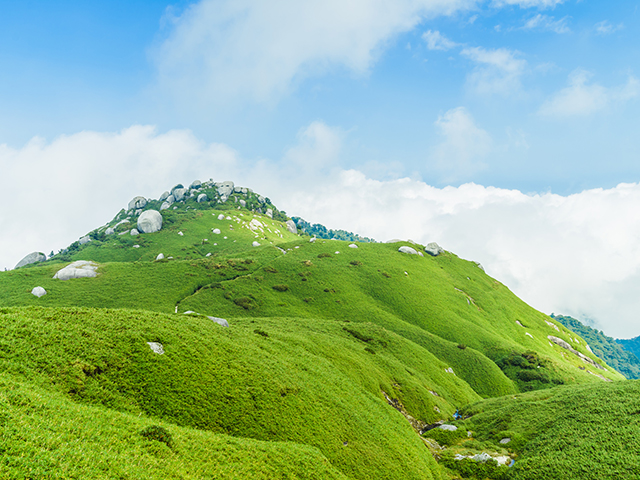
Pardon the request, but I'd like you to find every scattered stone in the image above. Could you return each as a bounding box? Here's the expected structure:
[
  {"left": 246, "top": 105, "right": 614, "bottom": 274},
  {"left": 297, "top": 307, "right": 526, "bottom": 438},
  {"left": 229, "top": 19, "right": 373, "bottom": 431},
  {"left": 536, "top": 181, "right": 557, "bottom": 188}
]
[
  {"left": 398, "top": 246, "right": 419, "bottom": 255},
  {"left": 348, "top": 243, "right": 358, "bottom": 249},
  {"left": 31, "top": 286, "right": 47, "bottom": 298},
  {"left": 128, "top": 196, "right": 147, "bottom": 211},
  {"left": 105, "top": 227, "right": 115, "bottom": 235},
  {"left": 545, "top": 320, "right": 560, "bottom": 332},
  {"left": 217, "top": 181, "right": 234, "bottom": 197},
  {"left": 266, "top": 208, "right": 273, "bottom": 218},
  {"left": 500, "top": 438, "right": 511, "bottom": 444},
  {"left": 252, "top": 241, "right": 261, "bottom": 247},
  {"left": 206, "top": 253, "right": 212, "bottom": 257},
  {"left": 310, "top": 237, "right": 316, "bottom": 243},
  {"left": 438, "top": 424, "right": 458, "bottom": 431},
  {"left": 335, "top": 251, "right": 340, "bottom": 254},
  {"left": 286, "top": 220, "right": 297, "bottom": 234},
  {"left": 160, "top": 202, "right": 170, "bottom": 210},
  {"left": 472, "top": 453, "right": 492, "bottom": 463},
  {"left": 190, "top": 180, "right": 202, "bottom": 189},
  {"left": 119, "top": 230, "right": 130, "bottom": 235},
  {"left": 147, "top": 342, "right": 164, "bottom": 355},
  {"left": 15, "top": 252, "right": 46, "bottom": 269},
  {"left": 445, "top": 367, "right": 455, "bottom": 374},
  {"left": 159, "top": 191, "right": 170, "bottom": 202},
  {"left": 166, "top": 194, "right": 175, "bottom": 204},
  {"left": 197, "top": 193, "right": 208, "bottom": 203},
  {"left": 386, "top": 239, "right": 402, "bottom": 243},
  {"left": 212, "top": 228, "right": 221, "bottom": 234},
  {"left": 258, "top": 195, "right": 266, "bottom": 204},
  {"left": 133, "top": 245, "right": 140, "bottom": 248},
  {"left": 586, "top": 344, "right": 594, "bottom": 354},
  {"left": 130, "top": 229, "right": 139, "bottom": 236},
  {"left": 178, "top": 231, "right": 184, "bottom": 236},
  {"left": 156, "top": 253, "right": 165, "bottom": 260},
  {"left": 525, "top": 332, "right": 533, "bottom": 338},
  {"left": 548, "top": 335, "right": 605, "bottom": 370},
  {"left": 53, "top": 261, "right": 99, "bottom": 280},
  {"left": 516, "top": 320, "right": 524, "bottom": 327},
  {"left": 239, "top": 199, "right": 246, "bottom": 207},
  {"left": 425, "top": 242, "right": 444, "bottom": 256},
  {"left": 208, "top": 316, "right": 229, "bottom": 327},
  {"left": 79, "top": 236, "right": 91, "bottom": 245},
  {"left": 137, "top": 210, "right": 163, "bottom": 234},
  {"left": 172, "top": 188, "right": 188, "bottom": 202},
  {"left": 218, "top": 214, "right": 225, "bottom": 220}
]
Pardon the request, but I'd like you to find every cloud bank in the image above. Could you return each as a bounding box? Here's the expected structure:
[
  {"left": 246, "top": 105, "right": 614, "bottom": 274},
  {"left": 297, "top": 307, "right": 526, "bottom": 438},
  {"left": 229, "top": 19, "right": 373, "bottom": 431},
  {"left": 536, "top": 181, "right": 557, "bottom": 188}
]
[{"left": 4, "top": 124, "right": 640, "bottom": 338}]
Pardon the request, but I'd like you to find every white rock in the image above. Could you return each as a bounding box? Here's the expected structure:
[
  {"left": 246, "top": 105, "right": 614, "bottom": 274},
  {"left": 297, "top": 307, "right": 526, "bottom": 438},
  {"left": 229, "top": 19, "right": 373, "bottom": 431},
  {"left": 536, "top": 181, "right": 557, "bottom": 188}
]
[
  {"left": 197, "top": 193, "right": 208, "bottom": 203},
  {"left": 79, "top": 236, "right": 91, "bottom": 245},
  {"left": 335, "top": 251, "right": 340, "bottom": 254},
  {"left": 348, "top": 243, "right": 358, "bottom": 248},
  {"left": 472, "top": 453, "right": 492, "bottom": 463},
  {"left": 156, "top": 253, "right": 164, "bottom": 260},
  {"left": 105, "top": 227, "right": 115, "bottom": 235},
  {"left": 252, "top": 241, "right": 261, "bottom": 247},
  {"left": 286, "top": 219, "right": 297, "bottom": 234},
  {"left": 226, "top": 216, "right": 231, "bottom": 220},
  {"left": 190, "top": 180, "right": 202, "bottom": 189},
  {"left": 31, "top": 286, "right": 47, "bottom": 298},
  {"left": 425, "top": 242, "right": 444, "bottom": 256},
  {"left": 172, "top": 188, "right": 188, "bottom": 201},
  {"left": 217, "top": 181, "right": 234, "bottom": 197},
  {"left": 53, "top": 261, "right": 99, "bottom": 280},
  {"left": 119, "top": 230, "right": 130, "bottom": 236},
  {"left": 525, "top": 332, "right": 533, "bottom": 338},
  {"left": 206, "top": 253, "right": 212, "bottom": 257},
  {"left": 130, "top": 229, "right": 139, "bottom": 236},
  {"left": 218, "top": 214, "right": 225, "bottom": 220},
  {"left": 159, "top": 191, "right": 170, "bottom": 202},
  {"left": 127, "top": 196, "right": 147, "bottom": 211},
  {"left": 137, "top": 210, "right": 163, "bottom": 234},
  {"left": 166, "top": 194, "right": 175, "bottom": 204},
  {"left": 499, "top": 438, "right": 511, "bottom": 444},
  {"left": 266, "top": 208, "right": 273, "bottom": 218},
  {"left": 438, "top": 424, "right": 458, "bottom": 431},
  {"left": 208, "top": 316, "right": 229, "bottom": 327},
  {"left": 212, "top": 228, "right": 221, "bottom": 234},
  {"left": 239, "top": 199, "right": 246, "bottom": 207},
  {"left": 160, "top": 202, "right": 170, "bottom": 210},
  {"left": 133, "top": 245, "right": 140, "bottom": 248},
  {"left": 310, "top": 237, "right": 316, "bottom": 243},
  {"left": 398, "top": 246, "right": 418, "bottom": 255},
  {"left": 147, "top": 342, "right": 164, "bottom": 355},
  {"left": 15, "top": 252, "right": 46, "bottom": 269},
  {"left": 178, "top": 231, "right": 184, "bottom": 236}
]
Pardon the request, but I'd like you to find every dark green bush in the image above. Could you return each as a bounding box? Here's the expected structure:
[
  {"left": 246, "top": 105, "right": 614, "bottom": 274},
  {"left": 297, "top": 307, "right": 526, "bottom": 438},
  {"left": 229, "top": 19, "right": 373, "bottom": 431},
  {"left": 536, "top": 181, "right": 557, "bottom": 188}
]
[
  {"left": 140, "top": 425, "right": 174, "bottom": 449},
  {"left": 272, "top": 284, "right": 289, "bottom": 292}
]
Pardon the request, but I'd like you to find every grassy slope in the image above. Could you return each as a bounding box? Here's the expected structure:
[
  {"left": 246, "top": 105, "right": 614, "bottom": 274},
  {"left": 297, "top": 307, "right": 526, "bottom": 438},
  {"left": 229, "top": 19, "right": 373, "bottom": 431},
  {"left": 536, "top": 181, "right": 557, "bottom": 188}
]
[
  {"left": 0, "top": 372, "right": 347, "bottom": 480},
  {"left": 451, "top": 380, "right": 640, "bottom": 479},
  {"left": 0, "top": 306, "right": 460, "bottom": 480}
]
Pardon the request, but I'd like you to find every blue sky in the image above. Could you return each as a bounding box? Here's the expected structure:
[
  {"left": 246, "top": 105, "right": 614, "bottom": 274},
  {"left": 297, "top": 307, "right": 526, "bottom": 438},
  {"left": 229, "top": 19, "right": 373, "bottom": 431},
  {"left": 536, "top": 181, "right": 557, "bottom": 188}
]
[{"left": 2, "top": 0, "right": 640, "bottom": 337}]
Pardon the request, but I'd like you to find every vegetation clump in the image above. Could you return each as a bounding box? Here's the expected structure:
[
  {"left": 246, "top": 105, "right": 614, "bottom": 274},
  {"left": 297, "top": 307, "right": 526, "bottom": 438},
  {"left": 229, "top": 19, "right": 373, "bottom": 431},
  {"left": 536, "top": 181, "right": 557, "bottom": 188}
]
[{"left": 140, "top": 425, "right": 174, "bottom": 449}]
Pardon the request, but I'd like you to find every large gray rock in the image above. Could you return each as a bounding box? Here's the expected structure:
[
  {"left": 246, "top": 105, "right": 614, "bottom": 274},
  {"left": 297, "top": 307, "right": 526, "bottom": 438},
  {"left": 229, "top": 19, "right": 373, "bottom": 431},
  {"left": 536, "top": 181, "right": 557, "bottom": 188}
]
[
  {"left": 137, "top": 210, "right": 163, "bottom": 234},
  {"left": 438, "top": 424, "right": 458, "bottom": 431},
  {"left": 130, "top": 229, "right": 139, "bottom": 236},
  {"left": 190, "top": 180, "right": 202, "bottom": 189},
  {"left": 127, "top": 196, "right": 147, "bottom": 211},
  {"left": 197, "top": 193, "right": 208, "bottom": 203},
  {"left": 286, "top": 220, "right": 297, "bottom": 234},
  {"left": 208, "top": 316, "right": 230, "bottom": 327},
  {"left": 105, "top": 227, "right": 115, "bottom": 235},
  {"left": 398, "top": 246, "right": 419, "bottom": 255},
  {"left": 159, "top": 191, "right": 170, "bottom": 202},
  {"left": 425, "top": 242, "right": 444, "bottom": 256},
  {"left": 79, "top": 236, "right": 91, "bottom": 245},
  {"left": 15, "top": 252, "right": 46, "bottom": 269},
  {"left": 217, "top": 181, "right": 234, "bottom": 197},
  {"left": 53, "top": 261, "right": 99, "bottom": 280},
  {"left": 173, "top": 188, "right": 188, "bottom": 202},
  {"left": 239, "top": 199, "right": 246, "bottom": 207},
  {"left": 266, "top": 208, "right": 273, "bottom": 218},
  {"left": 31, "top": 286, "right": 47, "bottom": 298},
  {"left": 160, "top": 202, "right": 170, "bottom": 210},
  {"left": 166, "top": 194, "right": 175, "bottom": 204}
]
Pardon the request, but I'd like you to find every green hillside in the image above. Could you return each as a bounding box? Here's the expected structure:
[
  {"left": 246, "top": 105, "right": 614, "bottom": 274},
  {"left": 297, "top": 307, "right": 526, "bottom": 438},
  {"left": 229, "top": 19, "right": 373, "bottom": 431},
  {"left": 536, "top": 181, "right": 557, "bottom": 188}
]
[
  {"left": 552, "top": 314, "right": 640, "bottom": 380},
  {"left": 0, "top": 181, "right": 632, "bottom": 479}
]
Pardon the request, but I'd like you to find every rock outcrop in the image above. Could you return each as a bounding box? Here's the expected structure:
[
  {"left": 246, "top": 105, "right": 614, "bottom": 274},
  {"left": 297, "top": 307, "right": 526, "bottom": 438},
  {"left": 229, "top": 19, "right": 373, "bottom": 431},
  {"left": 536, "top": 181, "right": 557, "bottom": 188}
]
[
  {"left": 398, "top": 246, "right": 418, "bottom": 255},
  {"left": 548, "top": 335, "right": 605, "bottom": 370},
  {"left": 286, "top": 220, "right": 297, "bottom": 234},
  {"left": 15, "top": 252, "right": 46, "bottom": 269},
  {"left": 425, "top": 242, "right": 444, "bottom": 256},
  {"left": 128, "top": 196, "right": 147, "bottom": 211},
  {"left": 31, "top": 286, "right": 47, "bottom": 298},
  {"left": 208, "top": 316, "right": 229, "bottom": 327},
  {"left": 53, "top": 261, "right": 99, "bottom": 280},
  {"left": 137, "top": 210, "right": 163, "bottom": 234}
]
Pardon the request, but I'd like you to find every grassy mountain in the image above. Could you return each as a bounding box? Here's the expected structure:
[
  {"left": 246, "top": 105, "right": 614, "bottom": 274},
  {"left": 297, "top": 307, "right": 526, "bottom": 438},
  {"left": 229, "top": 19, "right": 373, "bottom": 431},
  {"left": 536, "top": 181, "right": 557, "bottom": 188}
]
[
  {"left": 0, "top": 180, "right": 633, "bottom": 479},
  {"left": 552, "top": 314, "right": 640, "bottom": 380}
]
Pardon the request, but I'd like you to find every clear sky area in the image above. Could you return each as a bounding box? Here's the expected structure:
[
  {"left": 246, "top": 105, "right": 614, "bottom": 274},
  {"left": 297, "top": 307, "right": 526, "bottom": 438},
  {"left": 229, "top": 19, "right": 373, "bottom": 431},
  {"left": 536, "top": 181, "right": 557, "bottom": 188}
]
[{"left": 2, "top": 0, "right": 640, "bottom": 338}]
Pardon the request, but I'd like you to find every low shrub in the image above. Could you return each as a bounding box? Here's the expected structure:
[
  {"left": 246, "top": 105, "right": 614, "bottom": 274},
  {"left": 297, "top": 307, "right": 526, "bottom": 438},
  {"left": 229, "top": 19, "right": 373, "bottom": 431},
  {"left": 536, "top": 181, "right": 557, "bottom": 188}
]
[{"left": 140, "top": 425, "right": 174, "bottom": 449}]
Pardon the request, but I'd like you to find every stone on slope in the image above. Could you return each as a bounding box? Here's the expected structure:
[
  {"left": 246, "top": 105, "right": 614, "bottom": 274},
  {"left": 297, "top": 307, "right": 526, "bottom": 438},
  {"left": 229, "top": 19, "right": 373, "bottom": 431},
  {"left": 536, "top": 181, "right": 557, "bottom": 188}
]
[
  {"left": 208, "top": 316, "right": 230, "bottom": 327},
  {"left": 137, "top": 210, "right": 163, "bottom": 234},
  {"left": 212, "top": 228, "right": 221, "bottom": 234},
  {"left": 197, "top": 193, "right": 208, "bottom": 203},
  {"left": 160, "top": 202, "right": 170, "bottom": 210},
  {"left": 147, "top": 342, "right": 164, "bottom": 355},
  {"left": 239, "top": 199, "right": 246, "bottom": 207},
  {"left": 156, "top": 253, "right": 165, "bottom": 260},
  {"left": 425, "top": 242, "right": 444, "bottom": 256},
  {"left": 166, "top": 194, "right": 175, "bottom": 204},
  {"left": 190, "top": 180, "right": 202, "bottom": 189},
  {"left": 53, "top": 261, "right": 99, "bottom": 280},
  {"left": 130, "top": 229, "right": 139, "bottom": 236},
  {"left": 159, "top": 191, "right": 170, "bottom": 202},
  {"left": 79, "top": 236, "right": 91, "bottom": 245},
  {"left": 127, "top": 196, "right": 147, "bottom": 211},
  {"left": 286, "top": 220, "right": 297, "bottom": 234},
  {"left": 218, "top": 214, "right": 225, "bottom": 220},
  {"left": 348, "top": 243, "right": 358, "bottom": 248},
  {"left": 438, "top": 424, "right": 458, "bottom": 431},
  {"left": 398, "top": 246, "right": 418, "bottom": 255},
  {"left": 105, "top": 227, "right": 115, "bottom": 235},
  {"left": 266, "top": 208, "right": 273, "bottom": 218},
  {"left": 14, "top": 252, "right": 46, "bottom": 269},
  {"left": 31, "top": 286, "right": 47, "bottom": 298},
  {"left": 217, "top": 181, "right": 234, "bottom": 197},
  {"left": 252, "top": 241, "right": 261, "bottom": 247}
]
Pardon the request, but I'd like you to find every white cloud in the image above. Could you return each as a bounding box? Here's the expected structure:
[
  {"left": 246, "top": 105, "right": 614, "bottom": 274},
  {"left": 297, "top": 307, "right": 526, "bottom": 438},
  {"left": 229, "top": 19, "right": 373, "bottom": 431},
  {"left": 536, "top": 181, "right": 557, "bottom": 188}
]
[
  {"left": 154, "top": 0, "right": 477, "bottom": 104},
  {"left": 431, "top": 107, "right": 492, "bottom": 180},
  {"left": 522, "top": 14, "right": 570, "bottom": 33},
  {"left": 6, "top": 123, "right": 640, "bottom": 338},
  {"left": 422, "top": 30, "right": 458, "bottom": 50},
  {"left": 595, "top": 20, "right": 624, "bottom": 35},
  {"left": 461, "top": 46, "right": 527, "bottom": 94},
  {"left": 492, "top": 0, "right": 565, "bottom": 8},
  {"left": 539, "top": 69, "right": 639, "bottom": 117}
]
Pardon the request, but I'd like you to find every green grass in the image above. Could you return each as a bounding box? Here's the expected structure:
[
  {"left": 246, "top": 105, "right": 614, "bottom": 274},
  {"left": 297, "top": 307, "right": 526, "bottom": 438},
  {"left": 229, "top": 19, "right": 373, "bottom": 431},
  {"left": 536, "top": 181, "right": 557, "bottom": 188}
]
[{"left": 442, "top": 380, "right": 640, "bottom": 479}]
